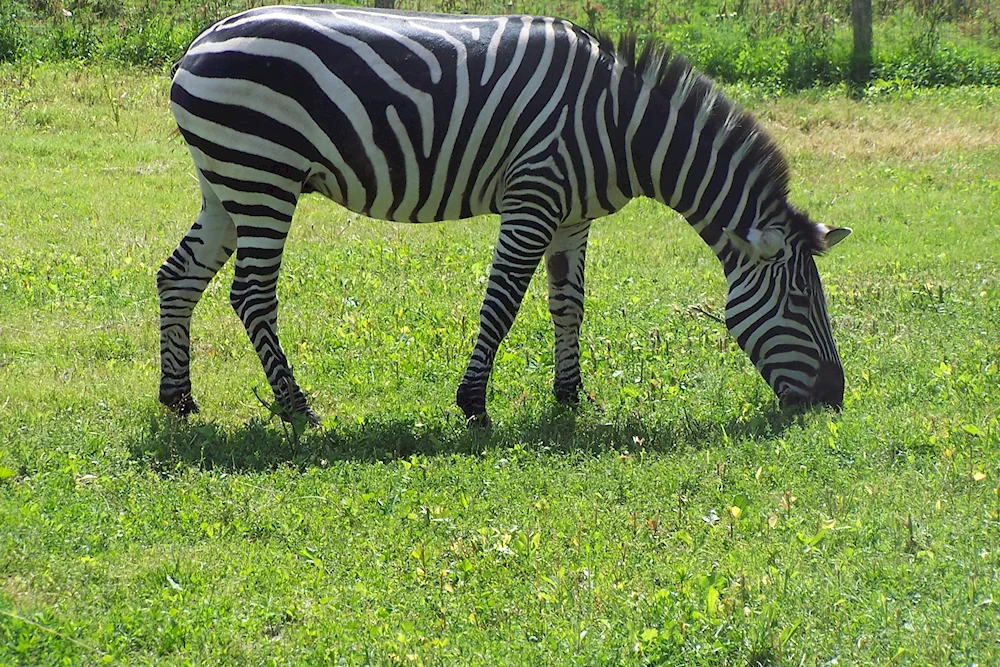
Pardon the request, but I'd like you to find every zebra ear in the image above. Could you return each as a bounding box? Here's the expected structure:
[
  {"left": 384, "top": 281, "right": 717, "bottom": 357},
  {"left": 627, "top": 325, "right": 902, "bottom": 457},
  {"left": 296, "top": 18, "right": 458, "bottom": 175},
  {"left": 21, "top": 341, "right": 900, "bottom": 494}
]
[
  {"left": 823, "top": 225, "right": 852, "bottom": 249},
  {"left": 724, "top": 226, "right": 784, "bottom": 260}
]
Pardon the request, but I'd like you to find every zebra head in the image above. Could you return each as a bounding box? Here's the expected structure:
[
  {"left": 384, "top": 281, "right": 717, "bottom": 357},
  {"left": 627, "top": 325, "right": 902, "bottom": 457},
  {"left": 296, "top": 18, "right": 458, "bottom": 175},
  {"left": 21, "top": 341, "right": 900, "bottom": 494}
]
[{"left": 722, "top": 206, "right": 851, "bottom": 409}]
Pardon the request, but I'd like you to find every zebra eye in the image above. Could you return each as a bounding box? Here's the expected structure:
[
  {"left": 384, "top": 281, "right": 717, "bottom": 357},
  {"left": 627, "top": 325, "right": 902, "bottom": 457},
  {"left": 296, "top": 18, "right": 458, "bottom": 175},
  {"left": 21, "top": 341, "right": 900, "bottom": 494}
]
[{"left": 788, "top": 292, "right": 811, "bottom": 310}]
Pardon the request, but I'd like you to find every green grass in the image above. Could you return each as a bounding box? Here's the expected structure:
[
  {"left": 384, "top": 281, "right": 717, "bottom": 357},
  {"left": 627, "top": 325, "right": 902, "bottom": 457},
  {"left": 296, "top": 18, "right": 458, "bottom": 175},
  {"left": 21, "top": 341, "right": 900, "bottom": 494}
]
[{"left": 2, "top": 64, "right": 1000, "bottom": 665}]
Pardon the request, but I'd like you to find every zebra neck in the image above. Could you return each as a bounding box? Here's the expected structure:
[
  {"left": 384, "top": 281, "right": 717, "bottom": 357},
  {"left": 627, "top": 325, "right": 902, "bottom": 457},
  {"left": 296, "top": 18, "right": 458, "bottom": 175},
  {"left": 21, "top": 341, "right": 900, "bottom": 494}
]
[{"left": 622, "top": 77, "right": 785, "bottom": 264}]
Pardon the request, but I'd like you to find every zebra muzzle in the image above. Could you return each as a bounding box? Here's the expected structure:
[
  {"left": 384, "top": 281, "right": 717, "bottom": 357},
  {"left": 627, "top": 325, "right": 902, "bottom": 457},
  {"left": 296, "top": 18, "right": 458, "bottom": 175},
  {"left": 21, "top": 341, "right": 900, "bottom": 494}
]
[
  {"left": 777, "top": 360, "right": 844, "bottom": 410},
  {"left": 811, "top": 359, "right": 845, "bottom": 409}
]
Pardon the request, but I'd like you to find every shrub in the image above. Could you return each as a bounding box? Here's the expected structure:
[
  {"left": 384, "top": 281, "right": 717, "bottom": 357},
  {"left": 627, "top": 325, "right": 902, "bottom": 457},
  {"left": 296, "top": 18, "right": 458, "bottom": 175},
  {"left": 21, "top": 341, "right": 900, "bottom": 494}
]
[
  {"left": 100, "top": 14, "right": 193, "bottom": 66},
  {"left": 0, "top": 0, "right": 28, "bottom": 61},
  {"left": 1, "top": 0, "right": 998, "bottom": 92},
  {"left": 48, "top": 19, "right": 100, "bottom": 60}
]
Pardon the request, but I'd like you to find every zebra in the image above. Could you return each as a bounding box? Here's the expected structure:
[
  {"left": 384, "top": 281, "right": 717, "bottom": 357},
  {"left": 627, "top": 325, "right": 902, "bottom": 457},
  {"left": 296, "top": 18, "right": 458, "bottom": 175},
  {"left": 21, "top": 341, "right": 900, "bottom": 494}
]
[{"left": 158, "top": 5, "right": 851, "bottom": 426}]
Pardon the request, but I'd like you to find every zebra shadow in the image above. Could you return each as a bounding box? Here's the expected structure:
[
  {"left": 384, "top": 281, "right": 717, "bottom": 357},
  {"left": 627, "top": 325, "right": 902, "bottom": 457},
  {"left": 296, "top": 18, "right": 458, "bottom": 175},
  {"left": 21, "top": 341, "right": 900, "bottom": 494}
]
[{"left": 131, "top": 402, "right": 801, "bottom": 474}]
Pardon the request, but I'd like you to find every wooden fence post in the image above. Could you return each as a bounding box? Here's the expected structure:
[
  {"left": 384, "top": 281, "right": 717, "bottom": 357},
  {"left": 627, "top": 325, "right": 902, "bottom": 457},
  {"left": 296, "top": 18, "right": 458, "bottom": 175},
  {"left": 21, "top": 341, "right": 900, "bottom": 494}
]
[{"left": 851, "top": 0, "right": 873, "bottom": 85}]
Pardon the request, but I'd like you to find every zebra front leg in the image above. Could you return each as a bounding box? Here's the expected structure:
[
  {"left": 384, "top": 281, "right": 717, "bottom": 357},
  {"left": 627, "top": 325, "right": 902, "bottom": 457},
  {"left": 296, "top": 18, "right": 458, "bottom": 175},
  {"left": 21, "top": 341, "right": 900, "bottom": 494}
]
[
  {"left": 157, "top": 175, "right": 237, "bottom": 416},
  {"left": 457, "top": 213, "right": 556, "bottom": 426},
  {"left": 545, "top": 220, "right": 591, "bottom": 405},
  {"left": 229, "top": 213, "right": 319, "bottom": 426}
]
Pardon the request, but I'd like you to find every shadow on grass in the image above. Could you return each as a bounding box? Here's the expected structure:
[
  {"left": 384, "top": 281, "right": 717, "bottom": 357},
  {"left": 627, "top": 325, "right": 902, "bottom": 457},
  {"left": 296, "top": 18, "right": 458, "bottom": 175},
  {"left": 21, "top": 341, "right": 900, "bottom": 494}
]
[{"left": 130, "top": 402, "right": 807, "bottom": 474}]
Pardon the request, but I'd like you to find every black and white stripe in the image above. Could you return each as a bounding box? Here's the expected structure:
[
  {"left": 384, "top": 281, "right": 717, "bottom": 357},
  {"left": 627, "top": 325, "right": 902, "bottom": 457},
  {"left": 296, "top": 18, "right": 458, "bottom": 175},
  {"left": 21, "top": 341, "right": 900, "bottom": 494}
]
[{"left": 158, "top": 5, "right": 850, "bottom": 424}]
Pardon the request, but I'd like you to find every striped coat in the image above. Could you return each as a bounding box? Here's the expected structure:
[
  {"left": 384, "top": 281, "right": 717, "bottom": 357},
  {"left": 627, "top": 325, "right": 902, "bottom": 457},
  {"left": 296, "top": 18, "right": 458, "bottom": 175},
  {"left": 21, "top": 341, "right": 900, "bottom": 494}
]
[{"left": 158, "top": 6, "right": 850, "bottom": 424}]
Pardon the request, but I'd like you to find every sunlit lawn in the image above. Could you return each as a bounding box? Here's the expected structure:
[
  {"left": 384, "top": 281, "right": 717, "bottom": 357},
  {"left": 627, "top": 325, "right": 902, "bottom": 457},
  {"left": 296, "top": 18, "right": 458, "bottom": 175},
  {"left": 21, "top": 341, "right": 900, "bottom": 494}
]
[{"left": 1, "top": 65, "right": 999, "bottom": 665}]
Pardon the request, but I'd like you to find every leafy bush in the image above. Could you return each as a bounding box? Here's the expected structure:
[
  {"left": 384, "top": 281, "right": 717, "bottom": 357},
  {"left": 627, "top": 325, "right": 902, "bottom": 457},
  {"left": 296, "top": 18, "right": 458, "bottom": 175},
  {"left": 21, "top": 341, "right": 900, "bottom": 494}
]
[
  {"left": 0, "top": 0, "right": 28, "bottom": 61},
  {"left": 783, "top": 16, "right": 846, "bottom": 88},
  {"left": 1, "top": 0, "right": 998, "bottom": 89},
  {"left": 876, "top": 42, "right": 1000, "bottom": 85},
  {"left": 48, "top": 18, "right": 99, "bottom": 60},
  {"left": 99, "top": 14, "right": 199, "bottom": 65}
]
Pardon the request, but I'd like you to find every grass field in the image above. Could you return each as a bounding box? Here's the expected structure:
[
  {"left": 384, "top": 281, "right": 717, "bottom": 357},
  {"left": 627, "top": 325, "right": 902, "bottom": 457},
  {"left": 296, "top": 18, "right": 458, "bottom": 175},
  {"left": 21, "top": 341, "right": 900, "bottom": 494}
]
[{"left": 1, "top": 63, "right": 1000, "bottom": 665}]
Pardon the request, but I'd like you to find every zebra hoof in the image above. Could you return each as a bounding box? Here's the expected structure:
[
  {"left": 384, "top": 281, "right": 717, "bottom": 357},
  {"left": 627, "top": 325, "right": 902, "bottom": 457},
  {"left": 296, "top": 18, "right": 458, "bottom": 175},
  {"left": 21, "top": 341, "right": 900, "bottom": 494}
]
[
  {"left": 281, "top": 407, "right": 321, "bottom": 428},
  {"left": 553, "top": 382, "right": 584, "bottom": 405},
  {"left": 160, "top": 391, "right": 200, "bottom": 418},
  {"left": 466, "top": 412, "right": 493, "bottom": 429},
  {"left": 456, "top": 383, "right": 488, "bottom": 426}
]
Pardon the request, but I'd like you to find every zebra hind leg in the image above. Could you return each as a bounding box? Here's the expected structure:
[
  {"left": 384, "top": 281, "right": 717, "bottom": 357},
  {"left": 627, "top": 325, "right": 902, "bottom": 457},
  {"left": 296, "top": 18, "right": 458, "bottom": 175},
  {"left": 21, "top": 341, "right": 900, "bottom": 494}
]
[
  {"left": 157, "top": 173, "right": 237, "bottom": 416},
  {"left": 545, "top": 221, "right": 591, "bottom": 405},
  {"left": 457, "top": 212, "right": 556, "bottom": 426},
  {"left": 228, "top": 209, "right": 320, "bottom": 426}
]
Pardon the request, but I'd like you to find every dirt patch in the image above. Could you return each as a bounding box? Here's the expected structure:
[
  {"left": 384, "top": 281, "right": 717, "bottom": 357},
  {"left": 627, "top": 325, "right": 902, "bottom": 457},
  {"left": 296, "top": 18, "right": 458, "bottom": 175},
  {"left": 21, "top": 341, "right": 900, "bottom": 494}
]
[
  {"left": 772, "top": 122, "right": 1000, "bottom": 160},
  {"left": 2, "top": 574, "right": 48, "bottom": 610},
  {"left": 758, "top": 95, "right": 1000, "bottom": 161}
]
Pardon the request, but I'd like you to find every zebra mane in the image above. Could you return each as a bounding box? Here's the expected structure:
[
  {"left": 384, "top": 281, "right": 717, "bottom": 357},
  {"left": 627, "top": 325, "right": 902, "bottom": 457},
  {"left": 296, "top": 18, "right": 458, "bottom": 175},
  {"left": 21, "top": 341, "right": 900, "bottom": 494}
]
[
  {"left": 595, "top": 32, "right": 825, "bottom": 251},
  {"left": 611, "top": 33, "right": 790, "bottom": 199}
]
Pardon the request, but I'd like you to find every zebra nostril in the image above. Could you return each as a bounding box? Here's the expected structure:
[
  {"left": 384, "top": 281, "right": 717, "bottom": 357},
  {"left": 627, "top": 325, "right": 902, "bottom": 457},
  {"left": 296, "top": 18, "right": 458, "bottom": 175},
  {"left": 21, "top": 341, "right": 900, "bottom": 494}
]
[{"left": 814, "top": 360, "right": 844, "bottom": 408}]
